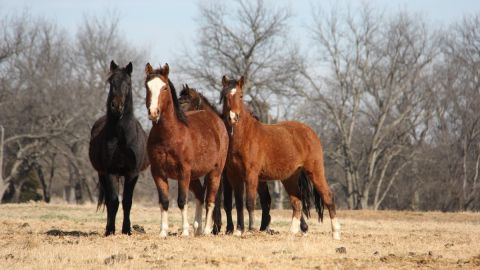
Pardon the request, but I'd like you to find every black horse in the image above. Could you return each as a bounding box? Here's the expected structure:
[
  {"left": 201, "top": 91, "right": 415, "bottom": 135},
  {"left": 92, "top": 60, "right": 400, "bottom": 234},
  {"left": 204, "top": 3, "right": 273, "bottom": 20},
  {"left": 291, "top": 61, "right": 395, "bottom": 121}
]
[{"left": 89, "top": 60, "right": 149, "bottom": 236}]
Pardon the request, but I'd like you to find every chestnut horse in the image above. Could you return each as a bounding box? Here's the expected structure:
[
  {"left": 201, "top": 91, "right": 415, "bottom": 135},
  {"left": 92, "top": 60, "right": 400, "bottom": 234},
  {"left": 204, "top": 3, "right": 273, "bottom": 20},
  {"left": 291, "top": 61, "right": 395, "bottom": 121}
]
[
  {"left": 144, "top": 63, "right": 228, "bottom": 237},
  {"left": 89, "top": 61, "right": 149, "bottom": 236},
  {"left": 220, "top": 76, "right": 341, "bottom": 239},
  {"left": 178, "top": 85, "right": 274, "bottom": 234}
]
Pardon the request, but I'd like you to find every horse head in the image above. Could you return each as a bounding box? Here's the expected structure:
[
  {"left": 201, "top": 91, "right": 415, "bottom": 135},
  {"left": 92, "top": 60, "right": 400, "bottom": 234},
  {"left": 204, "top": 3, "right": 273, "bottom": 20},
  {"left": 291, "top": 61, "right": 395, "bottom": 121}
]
[
  {"left": 221, "top": 75, "right": 244, "bottom": 126},
  {"left": 107, "top": 60, "right": 133, "bottom": 119}
]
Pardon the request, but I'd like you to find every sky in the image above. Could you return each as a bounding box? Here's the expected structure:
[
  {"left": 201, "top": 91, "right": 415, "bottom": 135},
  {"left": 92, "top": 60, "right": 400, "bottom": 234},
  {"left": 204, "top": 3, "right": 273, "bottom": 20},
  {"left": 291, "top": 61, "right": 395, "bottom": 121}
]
[{"left": 2, "top": 0, "right": 480, "bottom": 67}]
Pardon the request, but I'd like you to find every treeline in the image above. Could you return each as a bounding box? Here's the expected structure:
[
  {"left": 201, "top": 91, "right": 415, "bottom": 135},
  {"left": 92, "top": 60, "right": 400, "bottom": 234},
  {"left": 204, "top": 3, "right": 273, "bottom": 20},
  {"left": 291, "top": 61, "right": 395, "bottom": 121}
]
[{"left": 1, "top": 1, "right": 479, "bottom": 211}]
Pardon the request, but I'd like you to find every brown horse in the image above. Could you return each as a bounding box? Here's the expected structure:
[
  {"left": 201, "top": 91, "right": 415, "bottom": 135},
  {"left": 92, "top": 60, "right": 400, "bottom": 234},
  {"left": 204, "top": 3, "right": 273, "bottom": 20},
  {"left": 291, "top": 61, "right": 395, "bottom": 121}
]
[
  {"left": 144, "top": 63, "right": 228, "bottom": 237},
  {"left": 220, "top": 76, "right": 341, "bottom": 239},
  {"left": 178, "top": 85, "right": 275, "bottom": 234}
]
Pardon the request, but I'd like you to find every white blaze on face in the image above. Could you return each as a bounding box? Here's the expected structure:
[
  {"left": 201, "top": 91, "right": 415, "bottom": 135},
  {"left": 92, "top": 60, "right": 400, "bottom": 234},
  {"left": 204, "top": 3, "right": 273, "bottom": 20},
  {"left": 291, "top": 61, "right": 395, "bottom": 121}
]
[
  {"left": 147, "top": 78, "right": 166, "bottom": 115},
  {"left": 230, "top": 87, "right": 237, "bottom": 95},
  {"left": 229, "top": 111, "right": 237, "bottom": 121}
]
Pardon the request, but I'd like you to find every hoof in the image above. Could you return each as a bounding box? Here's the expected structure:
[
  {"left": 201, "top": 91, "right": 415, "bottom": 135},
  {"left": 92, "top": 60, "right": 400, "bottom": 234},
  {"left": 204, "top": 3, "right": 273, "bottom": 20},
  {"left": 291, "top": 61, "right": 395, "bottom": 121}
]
[
  {"left": 159, "top": 230, "right": 168, "bottom": 238},
  {"left": 180, "top": 230, "right": 189, "bottom": 237},
  {"left": 233, "top": 229, "right": 242, "bottom": 237},
  {"left": 333, "top": 231, "right": 341, "bottom": 240}
]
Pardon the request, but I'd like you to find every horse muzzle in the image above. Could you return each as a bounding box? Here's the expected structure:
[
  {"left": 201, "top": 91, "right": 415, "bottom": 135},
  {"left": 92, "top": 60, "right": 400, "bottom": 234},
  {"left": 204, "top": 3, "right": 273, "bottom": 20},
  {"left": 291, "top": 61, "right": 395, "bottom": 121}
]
[
  {"left": 148, "top": 108, "right": 161, "bottom": 123},
  {"left": 228, "top": 111, "right": 240, "bottom": 125}
]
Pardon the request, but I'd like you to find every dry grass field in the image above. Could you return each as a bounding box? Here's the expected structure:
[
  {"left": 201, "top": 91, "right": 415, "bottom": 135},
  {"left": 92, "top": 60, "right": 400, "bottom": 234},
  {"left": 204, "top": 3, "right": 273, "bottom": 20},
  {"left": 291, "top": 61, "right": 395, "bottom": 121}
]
[{"left": 0, "top": 202, "right": 479, "bottom": 269}]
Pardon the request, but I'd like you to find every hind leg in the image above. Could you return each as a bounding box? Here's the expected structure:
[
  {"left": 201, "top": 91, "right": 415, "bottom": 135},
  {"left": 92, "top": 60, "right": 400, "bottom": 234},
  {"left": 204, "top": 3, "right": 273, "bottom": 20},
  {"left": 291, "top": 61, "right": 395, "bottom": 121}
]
[
  {"left": 189, "top": 178, "right": 205, "bottom": 236},
  {"left": 281, "top": 172, "right": 303, "bottom": 234},
  {"left": 304, "top": 161, "right": 341, "bottom": 240},
  {"left": 212, "top": 176, "right": 223, "bottom": 235},
  {"left": 121, "top": 172, "right": 139, "bottom": 235},
  {"left": 223, "top": 172, "right": 234, "bottom": 234},
  {"left": 203, "top": 171, "right": 221, "bottom": 235},
  {"left": 102, "top": 174, "right": 119, "bottom": 236},
  {"left": 258, "top": 181, "right": 271, "bottom": 231},
  {"left": 178, "top": 170, "right": 192, "bottom": 237}
]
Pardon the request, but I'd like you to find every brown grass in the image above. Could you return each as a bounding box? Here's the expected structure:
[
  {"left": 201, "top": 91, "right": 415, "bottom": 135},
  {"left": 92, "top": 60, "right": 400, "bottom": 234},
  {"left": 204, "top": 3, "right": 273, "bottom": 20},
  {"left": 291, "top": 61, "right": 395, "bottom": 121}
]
[{"left": 0, "top": 202, "right": 479, "bottom": 269}]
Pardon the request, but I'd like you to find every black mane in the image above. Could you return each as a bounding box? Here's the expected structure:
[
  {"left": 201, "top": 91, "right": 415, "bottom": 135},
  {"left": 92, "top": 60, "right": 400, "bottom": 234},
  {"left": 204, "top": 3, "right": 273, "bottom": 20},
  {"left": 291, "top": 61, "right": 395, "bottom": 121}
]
[{"left": 168, "top": 79, "right": 188, "bottom": 125}]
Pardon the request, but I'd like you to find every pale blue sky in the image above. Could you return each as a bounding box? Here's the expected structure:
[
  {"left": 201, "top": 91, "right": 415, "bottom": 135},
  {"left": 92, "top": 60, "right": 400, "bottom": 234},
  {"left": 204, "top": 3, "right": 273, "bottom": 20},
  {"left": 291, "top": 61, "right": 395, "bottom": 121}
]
[{"left": 1, "top": 0, "right": 479, "bottom": 65}]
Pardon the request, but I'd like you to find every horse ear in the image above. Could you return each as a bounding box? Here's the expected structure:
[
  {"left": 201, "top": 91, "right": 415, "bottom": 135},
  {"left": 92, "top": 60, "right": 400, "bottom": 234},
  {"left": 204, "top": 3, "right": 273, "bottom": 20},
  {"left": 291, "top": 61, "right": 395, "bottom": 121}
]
[
  {"left": 110, "top": 60, "right": 118, "bottom": 72},
  {"left": 162, "top": 63, "right": 169, "bottom": 76},
  {"left": 238, "top": 76, "right": 245, "bottom": 89},
  {"left": 125, "top": 62, "right": 133, "bottom": 75},
  {"left": 185, "top": 83, "right": 189, "bottom": 89},
  {"left": 222, "top": 75, "right": 229, "bottom": 88},
  {"left": 145, "top": 63, "right": 153, "bottom": 74}
]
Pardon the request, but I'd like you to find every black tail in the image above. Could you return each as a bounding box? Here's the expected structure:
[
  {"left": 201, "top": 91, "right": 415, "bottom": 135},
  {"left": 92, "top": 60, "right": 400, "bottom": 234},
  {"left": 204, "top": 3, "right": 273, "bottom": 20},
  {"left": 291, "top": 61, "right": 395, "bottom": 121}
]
[{"left": 299, "top": 170, "right": 324, "bottom": 222}]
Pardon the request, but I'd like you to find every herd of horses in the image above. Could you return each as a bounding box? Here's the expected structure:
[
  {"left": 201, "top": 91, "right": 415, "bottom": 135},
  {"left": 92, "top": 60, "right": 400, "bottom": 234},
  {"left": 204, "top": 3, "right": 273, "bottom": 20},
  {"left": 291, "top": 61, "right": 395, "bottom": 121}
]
[{"left": 89, "top": 60, "right": 341, "bottom": 240}]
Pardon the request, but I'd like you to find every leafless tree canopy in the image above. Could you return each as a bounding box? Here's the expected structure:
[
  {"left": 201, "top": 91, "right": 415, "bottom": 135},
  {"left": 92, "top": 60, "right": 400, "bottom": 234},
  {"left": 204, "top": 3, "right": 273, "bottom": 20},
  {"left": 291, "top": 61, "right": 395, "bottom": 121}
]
[{"left": 1, "top": 3, "right": 480, "bottom": 210}]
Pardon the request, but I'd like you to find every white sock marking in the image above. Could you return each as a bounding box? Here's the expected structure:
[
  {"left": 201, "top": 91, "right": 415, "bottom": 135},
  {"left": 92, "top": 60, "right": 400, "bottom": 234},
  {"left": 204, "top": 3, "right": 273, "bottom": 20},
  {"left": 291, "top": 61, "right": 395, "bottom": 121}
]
[
  {"left": 331, "top": 218, "right": 341, "bottom": 240},
  {"left": 203, "top": 202, "right": 215, "bottom": 235},
  {"left": 181, "top": 205, "right": 189, "bottom": 236},
  {"left": 289, "top": 216, "right": 301, "bottom": 234},
  {"left": 193, "top": 199, "right": 203, "bottom": 236},
  {"left": 160, "top": 207, "right": 168, "bottom": 237}
]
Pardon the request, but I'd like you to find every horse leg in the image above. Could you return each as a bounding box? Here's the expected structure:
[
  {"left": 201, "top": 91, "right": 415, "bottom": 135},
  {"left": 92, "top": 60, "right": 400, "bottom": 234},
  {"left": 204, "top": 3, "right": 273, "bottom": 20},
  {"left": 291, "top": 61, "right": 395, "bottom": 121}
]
[
  {"left": 257, "top": 181, "right": 271, "bottom": 231},
  {"left": 178, "top": 170, "right": 192, "bottom": 237},
  {"left": 223, "top": 172, "right": 234, "bottom": 234},
  {"left": 189, "top": 178, "right": 204, "bottom": 236},
  {"left": 245, "top": 174, "right": 259, "bottom": 231},
  {"left": 212, "top": 176, "right": 223, "bottom": 235},
  {"left": 231, "top": 176, "right": 245, "bottom": 236},
  {"left": 281, "top": 171, "right": 303, "bottom": 234},
  {"left": 121, "top": 172, "right": 138, "bottom": 235},
  {"left": 102, "top": 174, "right": 119, "bottom": 236},
  {"left": 203, "top": 171, "right": 221, "bottom": 235},
  {"left": 152, "top": 170, "right": 169, "bottom": 237},
  {"left": 304, "top": 162, "right": 341, "bottom": 240}
]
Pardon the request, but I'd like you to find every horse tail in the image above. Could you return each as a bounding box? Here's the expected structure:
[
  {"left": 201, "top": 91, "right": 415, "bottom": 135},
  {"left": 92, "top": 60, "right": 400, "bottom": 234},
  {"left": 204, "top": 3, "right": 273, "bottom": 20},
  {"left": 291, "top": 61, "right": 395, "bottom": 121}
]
[
  {"left": 299, "top": 170, "right": 312, "bottom": 219},
  {"left": 96, "top": 183, "right": 105, "bottom": 211},
  {"left": 299, "top": 170, "right": 324, "bottom": 222}
]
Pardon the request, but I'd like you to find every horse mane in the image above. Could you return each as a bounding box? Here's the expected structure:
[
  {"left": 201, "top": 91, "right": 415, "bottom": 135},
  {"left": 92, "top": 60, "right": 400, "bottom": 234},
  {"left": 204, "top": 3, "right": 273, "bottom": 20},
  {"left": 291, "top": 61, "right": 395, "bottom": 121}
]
[
  {"left": 183, "top": 86, "right": 221, "bottom": 115},
  {"left": 167, "top": 79, "right": 188, "bottom": 125}
]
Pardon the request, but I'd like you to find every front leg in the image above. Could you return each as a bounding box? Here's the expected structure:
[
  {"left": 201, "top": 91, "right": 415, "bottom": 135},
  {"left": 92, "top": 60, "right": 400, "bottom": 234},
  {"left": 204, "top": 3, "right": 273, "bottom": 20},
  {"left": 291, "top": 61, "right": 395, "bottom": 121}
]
[
  {"left": 245, "top": 173, "right": 259, "bottom": 231},
  {"left": 178, "top": 170, "right": 191, "bottom": 237},
  {"left": 121, "top": 172, "right": 139, "bottom": 235},
  {"left": 152, "top": 168, "right": 169, "bottom": 237},
  {"left": 102, "top": 174, "right": 119, "bottom": 236}
]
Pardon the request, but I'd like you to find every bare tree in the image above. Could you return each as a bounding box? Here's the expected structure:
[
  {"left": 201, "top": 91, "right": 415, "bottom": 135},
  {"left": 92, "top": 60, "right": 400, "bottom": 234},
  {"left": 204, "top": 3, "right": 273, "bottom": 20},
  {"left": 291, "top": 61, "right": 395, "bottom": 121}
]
[
  {"left": 300, "top": 5, "right": 436, "bottom": 209},
  {"left": 177, "top": 0, "right": 303, "bottom": 121},
  {"left": 427, "top": 14, "right": 480, "bottom": 210}
]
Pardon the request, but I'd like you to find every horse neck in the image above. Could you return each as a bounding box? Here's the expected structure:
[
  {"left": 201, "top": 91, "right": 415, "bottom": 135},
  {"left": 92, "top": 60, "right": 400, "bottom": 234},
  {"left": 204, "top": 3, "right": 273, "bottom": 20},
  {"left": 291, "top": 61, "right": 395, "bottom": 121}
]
[
  {"left": 230, "top": 103, "right": 259, "bottom": 145},
  {"left": 152, "top": 95, "right": 184, "bottom": 140}
]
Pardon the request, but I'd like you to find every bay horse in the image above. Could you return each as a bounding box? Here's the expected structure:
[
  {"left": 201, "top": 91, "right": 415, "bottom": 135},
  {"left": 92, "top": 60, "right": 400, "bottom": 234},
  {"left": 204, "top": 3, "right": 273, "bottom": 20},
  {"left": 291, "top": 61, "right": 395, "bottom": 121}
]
[
  {"left": 144, "top": 63, "right": 228, "bottom": 237},
  {"left": 178, "top": 85, "right": 274, "bottom": 234},
  {"left": 220, "top": 76, "right": 341, "bottom": 239},
  {"left": 89, "top": 60, "right": 149, "bottom": 236}
]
